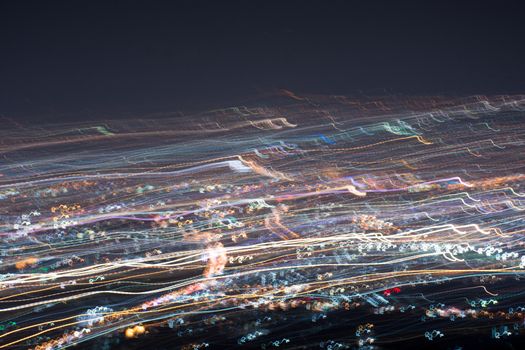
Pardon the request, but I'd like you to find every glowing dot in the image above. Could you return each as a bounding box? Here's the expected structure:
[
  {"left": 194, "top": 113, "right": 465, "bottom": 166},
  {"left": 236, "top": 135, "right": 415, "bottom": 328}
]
[
  {"left": 133, "top": 325, "right": 146, "bottom": 335},
  {"left": 125, "top": 328, "right": 135, "bottom": 338}
]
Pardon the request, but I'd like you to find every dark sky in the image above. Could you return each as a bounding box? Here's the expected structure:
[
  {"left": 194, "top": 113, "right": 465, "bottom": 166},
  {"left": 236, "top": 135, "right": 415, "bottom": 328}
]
[{"left": 1, "top": 0, "right": 524, "bottom": 121}]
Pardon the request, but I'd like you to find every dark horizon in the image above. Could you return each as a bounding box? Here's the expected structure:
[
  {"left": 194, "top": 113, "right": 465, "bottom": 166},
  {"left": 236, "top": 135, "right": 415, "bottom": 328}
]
[{"left": 1, "top": 0, "right": 525, "bottom": 122}]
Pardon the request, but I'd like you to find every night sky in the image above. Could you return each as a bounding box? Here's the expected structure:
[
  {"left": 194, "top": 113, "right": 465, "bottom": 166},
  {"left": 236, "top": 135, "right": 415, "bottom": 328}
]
[{"left": 1, "top": 0, "right": 524, "bottom": 121}]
